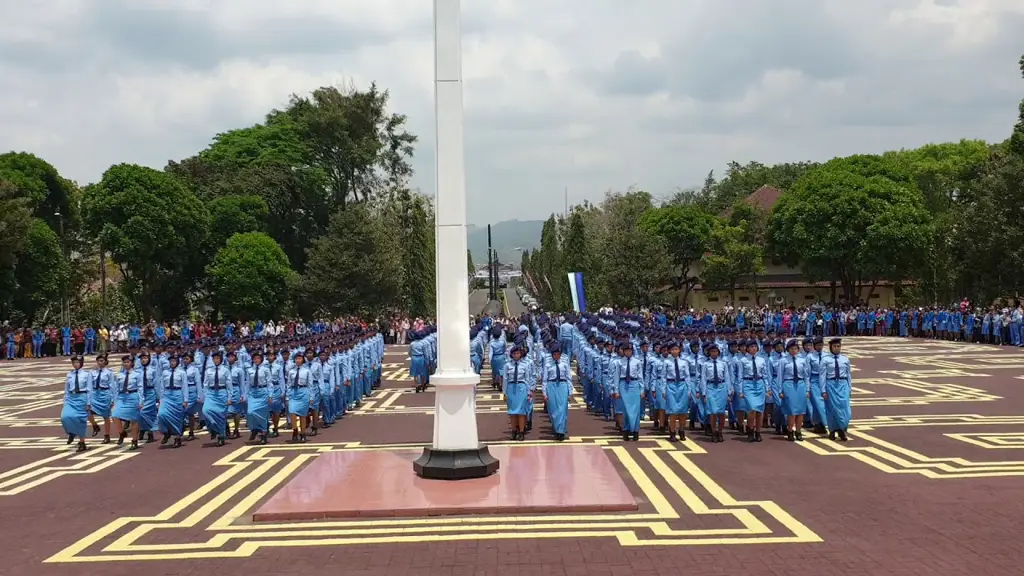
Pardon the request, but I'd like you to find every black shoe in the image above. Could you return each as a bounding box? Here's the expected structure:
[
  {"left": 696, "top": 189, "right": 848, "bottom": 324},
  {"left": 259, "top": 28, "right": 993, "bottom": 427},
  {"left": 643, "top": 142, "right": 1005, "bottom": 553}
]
[
  {"left": 249, "top": 430, "right": 257, "bottom": 441},
  {"left": 76, "top": 442, "right": 88, "bottom": 453},
  {"left": 829, "top": 431, "right": 837, "bottom": 441},
  {"left": 632, "top": 431, "right": 639, "bottom": 441},
  {"left": 67, "top": 434, "right": 75, "bottom": 445},
  {"left": 216, "top": 436, "right": 226, "bottom": 447},
  {"left": 259, "top": 433, "right": 268, "bottom": 445},
  {"left": 270, "top": 429, "right": 279, "bottom": 438},
  {"left": 146, "top": 431, "right": 155, "bottom": 443},
  {"left": 160, "top": 434, "right": 170, "bottom": 445},
  {"left": 669, "top": 433, "right": 678, "bottom": 442},
  {"left": 92, "top": 424, "right": 101, "bottom": 437},
  {"left": 128, "top": 439, "right": 139, "bottom": 450},
  {"left": 795, "top": 431, "right": 804, "bottom": 442},
  {"left": 748, "top": 431, "right": 757, "bottom": 443},
  {"left": 186, "top": 431, "right": 195, "bottom": 441},
  {"left": 117, "top": 431, "right": 126, "bottom": 445},
  {"left": 172, "top": 437, "right": 182, "bottom": 448},
  {"left": 680, "top": 430, "right": 686, "bottom": 441},
  {"left": 102, "top": 434, "right": 111, "bottom": 444},
  {"left": 787, "top": 430, "right": 795, "bottom": 442},
  {"left": 755, "top": 431, "right": 763, "bottom": 442},
  {"left": 838, "top": 430, "right": 848, "bottom": 442},
  {"left": 622, "top": 432, "right": 630, "bottom": 441}
]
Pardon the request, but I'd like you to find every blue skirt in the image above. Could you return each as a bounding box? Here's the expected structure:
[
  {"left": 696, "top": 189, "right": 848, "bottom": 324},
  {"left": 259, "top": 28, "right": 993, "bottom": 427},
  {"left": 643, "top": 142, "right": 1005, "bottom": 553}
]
[
  {"left": 288, "top": 387, "right": 311, "bottom": 417},
  {"left": 546, "top": 381, "right": 570, "bottom": 434},
  {"left": 665, "top": 381, "right": 689, "bottom": 415},
  {"left": 202, "top": 389, "right": 229, "bottom": 437},
  {"left": 247, "top": 387, "right": 270, "bottom": 433},
  {"left": 60, "top": 393, "right": 89, "bottom": 438},
  {"left": 783, "top": 380, "right": 809, "bottom": 416},
  {"left": 620, "top": 381, "right": 643, "bottom": 432},
  {"left": 140, "top": 388, "right": 159, "bottom": 431},
  {"left": 410, "top": 356, "right": 427, "bottom": 381},
  {"left": 491, "top": 356, "right": 505, "bottom": 383},
  {"left": 742, "top": 379, "right": 767, "bottom": 413},
  {"left": 90, "top": 390, "right": 113, "bottom": 419},
  {"left": 112, "top": 391, "right": 141, "bottom": 422},
  {"left": 505, "top": 382, "right": 530, "bottom": 415},
  {"left": 824, "top": 378, "right": 852, "bottom": 431},
  {"left": 156, "top": 389, "right": 186, "bottom": 436},
  {"left": 705, "top": 383, "right": 729, "bottom": 415},
  {"left": 651, "top": 386, "right": 667, "bottom": 411},
  {"left": 228, "top": 386, "right": 243, "bottom": 416}
]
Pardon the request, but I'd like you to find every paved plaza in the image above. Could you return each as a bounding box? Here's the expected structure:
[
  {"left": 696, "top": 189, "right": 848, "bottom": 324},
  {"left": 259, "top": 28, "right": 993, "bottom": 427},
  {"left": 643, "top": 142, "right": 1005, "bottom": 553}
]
[{"left": 2, "top": 338, "right": 1023, "bottom": 575}]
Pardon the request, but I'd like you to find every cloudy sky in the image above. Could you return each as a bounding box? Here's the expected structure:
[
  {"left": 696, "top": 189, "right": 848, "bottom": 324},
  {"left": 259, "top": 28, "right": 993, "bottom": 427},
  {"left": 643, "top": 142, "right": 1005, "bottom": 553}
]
[{"left": 2, "top": 0, "right": 1022, "bottom": 225}]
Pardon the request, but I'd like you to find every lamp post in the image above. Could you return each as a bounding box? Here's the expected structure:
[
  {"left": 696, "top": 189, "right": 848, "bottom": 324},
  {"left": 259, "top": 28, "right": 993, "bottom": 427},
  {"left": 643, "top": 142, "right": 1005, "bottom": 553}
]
[
  {"left": 54, "top": 210, "right": 67, "bottom": 328},
  {"left": 413, "top": 0, "right": 499, "bottom": 480}
]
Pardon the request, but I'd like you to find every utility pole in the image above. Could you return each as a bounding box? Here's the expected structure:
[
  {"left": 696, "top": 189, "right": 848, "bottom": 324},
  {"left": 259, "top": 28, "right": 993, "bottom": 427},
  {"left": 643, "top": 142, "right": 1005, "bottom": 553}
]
[
  {"left": 564, "top": 185, "right": 568, "bottom": 217},
  {"left": 486, "top": 224, "right": 496, "bottom": 302},
  {"left": 100, "top": 243, "right": 107, "bottom": 326}
]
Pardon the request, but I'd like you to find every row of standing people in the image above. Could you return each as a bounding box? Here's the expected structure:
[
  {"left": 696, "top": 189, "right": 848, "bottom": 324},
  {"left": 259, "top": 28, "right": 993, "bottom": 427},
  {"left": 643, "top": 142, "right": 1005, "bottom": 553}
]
[{"left": 59, "top": 331, "right": 384, "bottom": 452}]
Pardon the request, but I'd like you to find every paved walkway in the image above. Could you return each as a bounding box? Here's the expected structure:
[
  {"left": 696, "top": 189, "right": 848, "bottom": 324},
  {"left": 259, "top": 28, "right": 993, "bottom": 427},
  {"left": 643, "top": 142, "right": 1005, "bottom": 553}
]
[{"left": 2, "top": 338, "right": 1024, "bottom": 575}]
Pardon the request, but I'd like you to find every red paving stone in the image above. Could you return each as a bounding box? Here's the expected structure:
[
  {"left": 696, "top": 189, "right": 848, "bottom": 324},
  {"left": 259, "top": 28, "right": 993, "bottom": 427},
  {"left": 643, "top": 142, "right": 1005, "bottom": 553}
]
[
  {"left": 253, "top": 444, "right": 637, "bottom": 521},
  {"left": 2, "top": 339, "right": 1024, "bottom": 575}
]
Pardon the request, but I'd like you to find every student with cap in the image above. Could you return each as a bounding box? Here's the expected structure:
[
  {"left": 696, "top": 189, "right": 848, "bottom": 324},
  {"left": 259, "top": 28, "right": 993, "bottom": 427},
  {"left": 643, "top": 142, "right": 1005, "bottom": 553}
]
[
  {"left": 779, "top": 338, "right": 811, "bottom": 441},
  {"left": 136, "top": 350, "right": 160, "bottom": 444},
  {"left": 503, "top": 345, "right": 531, "bottom": 440},
  {"left": 488, "top": 326, "right": 507, "bottom": 392},
  {"left": 156, "top": 354, "right": 190, "bottom": 448},
  {"left": 180, "top": 351, "right": 202, "bottom": 441},
  {"left": 542, "top": 342, "right": 572, "bottom": 441},
  {"left": 664, "top": 341, "right": 691, "bottom": 442},
  {"left": 61, "top": 355, "right": 91, "bottom": 452},
  {"left": 286, "top": 352, "right": 313, "bottom": 443},
  {"left": 616, "top": 340, "right": 644, "bottom": 441},
  {"left": 246, "top": 350, "right": 273, "bottom": 444},
  {"left": 202, "top": 351, "right": 233, "bottom": 447},
  {"left": 698, "top": 343, "right": 731, "bottom": 442},
  {"left": 409, "top": 331, "right": 428, "bottom": 393},
  {"left": 649, "top": 341, "right": 668, "bottom": 432},
  {"left": 269, "top": 347, "right": 287, "bottom": 437},
  {"left": 225, "top": 350, "right": 246, "bottom": 440},
  {"left": 806, "top": 337, "right": 828, "bottom": 434},
  {"left": 822, "top": 338, "right": 853, "bottom": 441},
  {"left": 739, "top": 338, "right": 769, "bottom": 442},
  {"left": 88, "top": 354, "right": 115, "bottom": 443},
  {"left": 112, "top": 354, "right": 143, "bottom": 450}
]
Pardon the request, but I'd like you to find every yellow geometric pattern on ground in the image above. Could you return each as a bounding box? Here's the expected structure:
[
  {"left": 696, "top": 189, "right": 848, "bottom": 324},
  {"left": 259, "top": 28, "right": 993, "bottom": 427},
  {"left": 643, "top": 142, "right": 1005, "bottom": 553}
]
[
  {"left": 352, "top": 387, "right": 583, "bottom": 415},
  {"left": 945, "top": 432, "right": 1024, "bottom": 449},
  {"left": 891, "top": 354, "right": 1024, "bottom": 370},
  {"left": 44, "top": 437, "right": 821, "bottom": 563},
  {"left": 849, "top": 378, "right": 999, "bottom": 406},
  {"left": 798, "top": 414, "right": 1024, "bottom": 479},
  {"left": 0, "top": 438, "right": 138, "bottom": 496}
]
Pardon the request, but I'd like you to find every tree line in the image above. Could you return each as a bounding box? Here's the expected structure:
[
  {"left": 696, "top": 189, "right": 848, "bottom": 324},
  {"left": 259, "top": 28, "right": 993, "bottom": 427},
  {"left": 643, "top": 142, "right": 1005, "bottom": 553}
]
[
  {"left": 523, "top": 55, "right": 1024, "bottom": 310},
  {"left": 0, "top": 83, "right": 437, "bottom": 325}
]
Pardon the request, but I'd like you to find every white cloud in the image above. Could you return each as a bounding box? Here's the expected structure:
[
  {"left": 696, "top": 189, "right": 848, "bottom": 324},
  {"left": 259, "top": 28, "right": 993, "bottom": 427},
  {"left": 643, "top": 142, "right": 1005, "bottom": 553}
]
[{"left": 0, "top": 0, "right": 1020, "bottom": 224}]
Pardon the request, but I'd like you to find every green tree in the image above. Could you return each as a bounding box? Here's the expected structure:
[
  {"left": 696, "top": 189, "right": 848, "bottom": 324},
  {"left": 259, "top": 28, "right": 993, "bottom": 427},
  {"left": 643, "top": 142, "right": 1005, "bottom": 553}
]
[
  {"left": 207, "top": 232, "right": 296, "bottom": 321},
  {"left": 287, "top": 83, "right": 417, "bottom": 208},
  {"left": 708, "top": 160, "right": 816, "bottom": 213},
  {"left": 467, "top": 249, "right": 475, "bottom": 274},
  {"left": 700, "top": 222, "right": 765, "bottom": 302},
  {"left": 0, "top": 180, "right": 31, "bottom": 268},
  {"left": 0, "top": 152, "right": 79, "bottom": 234},
  {"left": 596, "top": 191, "right": 672, "bottom": 307},
  {"left": 167, "top": 112, "right": 329, "bottom": 271},
  {"left": 9, "top": 218, "right": 70, "bottom": 324},
  {"left": 82, "top": 164, "right": 210, "bottom": 319},
  {"left": 1010, "top": 54, "right": 1024, "bottom": 156},
  {"left": 206, "top": 195, "right": 269, "bottom": 251},
  {"left": 299, "top": 204, "right": 403, "bottom": 316},
  {"left": 640, "top": 204, "right": 716, "bottom": 301},
  {"left": 767, "top": 155, "right": 932, "bottom": 302}
]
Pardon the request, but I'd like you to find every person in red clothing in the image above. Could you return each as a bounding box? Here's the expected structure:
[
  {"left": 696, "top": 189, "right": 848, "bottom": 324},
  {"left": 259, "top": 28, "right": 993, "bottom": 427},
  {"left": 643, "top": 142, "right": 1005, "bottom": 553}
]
[{"left": 72, "top": 326, "right": 85, "bottom": 355}]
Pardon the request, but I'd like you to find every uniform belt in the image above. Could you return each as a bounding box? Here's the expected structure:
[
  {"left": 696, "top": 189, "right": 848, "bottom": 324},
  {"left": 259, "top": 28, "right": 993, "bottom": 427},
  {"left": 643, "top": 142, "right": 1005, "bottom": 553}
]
[
  {"left": 97, "top": 386, "right": 110, "bottom": 390},
  {"left": 70, "top": 390, "right": 87, "bottom": 394},
  {"left": 252, "top": 384, "right": 268, "bottom": 388},
  {"left": 708, "top": 380, "right": 724, "bottom": 384},
  {"left": 166, "top": 386, "right": 181, "bottom": 390},
  {"left": 211, "top": 385, "right": 226, "bottom": 390},
  {"left": 742, "top": 377, "right": 756, "bottom": 380}
]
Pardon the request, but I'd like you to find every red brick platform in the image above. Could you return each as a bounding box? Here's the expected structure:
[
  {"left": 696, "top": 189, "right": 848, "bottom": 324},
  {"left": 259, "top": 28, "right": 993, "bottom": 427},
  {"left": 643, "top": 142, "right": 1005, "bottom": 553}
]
[{"left": 253, "top": 444, "right": 637, "bottom": 521}]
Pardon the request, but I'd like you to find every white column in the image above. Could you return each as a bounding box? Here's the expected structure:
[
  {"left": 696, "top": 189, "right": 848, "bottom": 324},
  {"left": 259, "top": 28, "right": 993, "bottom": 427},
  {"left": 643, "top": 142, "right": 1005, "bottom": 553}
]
[{"left": 431, "top": 0, "right": 481, "bottom": 451}]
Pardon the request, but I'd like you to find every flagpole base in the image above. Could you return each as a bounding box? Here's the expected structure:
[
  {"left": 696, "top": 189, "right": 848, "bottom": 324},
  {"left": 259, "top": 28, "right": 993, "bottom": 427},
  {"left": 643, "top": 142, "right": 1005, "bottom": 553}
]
[{"left": 413, "top": 445, "right": 500, "bottom": 480}]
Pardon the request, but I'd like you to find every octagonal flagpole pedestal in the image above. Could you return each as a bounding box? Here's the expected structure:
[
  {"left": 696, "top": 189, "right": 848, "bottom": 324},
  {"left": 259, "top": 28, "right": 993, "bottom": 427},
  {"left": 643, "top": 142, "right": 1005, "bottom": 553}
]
[{"left": 413, "top": 0, "right": 499, "bottom": 480}]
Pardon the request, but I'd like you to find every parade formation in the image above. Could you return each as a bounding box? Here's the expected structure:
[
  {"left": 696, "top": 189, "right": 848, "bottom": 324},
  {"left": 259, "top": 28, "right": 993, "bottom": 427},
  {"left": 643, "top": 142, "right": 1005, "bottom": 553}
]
[{"left": 57, "top": 326, "right": 385, "bottom": 452}]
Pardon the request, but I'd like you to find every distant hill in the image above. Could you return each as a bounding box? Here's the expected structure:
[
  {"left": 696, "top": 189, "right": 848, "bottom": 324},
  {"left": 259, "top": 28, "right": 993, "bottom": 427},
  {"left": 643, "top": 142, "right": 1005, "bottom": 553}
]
[{"left": 468, "top": 220, "right": 543, "bottom": 266}]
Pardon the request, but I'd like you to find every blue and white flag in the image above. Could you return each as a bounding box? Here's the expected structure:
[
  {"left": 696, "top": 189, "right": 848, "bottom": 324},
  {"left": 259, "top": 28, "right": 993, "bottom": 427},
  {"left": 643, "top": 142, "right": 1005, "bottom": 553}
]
[{"left": 567, "top": 272, "right": 587, "bottom": 313}]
